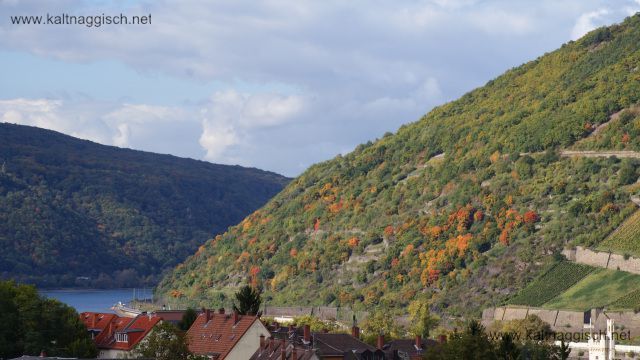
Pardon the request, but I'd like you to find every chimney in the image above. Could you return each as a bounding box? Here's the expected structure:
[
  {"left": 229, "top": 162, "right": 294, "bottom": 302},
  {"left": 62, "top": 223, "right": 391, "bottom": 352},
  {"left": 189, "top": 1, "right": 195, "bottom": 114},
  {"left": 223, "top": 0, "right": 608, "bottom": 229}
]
[
  {"left": 205, "top": 308, "right": 211, "bottom": 322},
  {"left": 233, "top": 311, "right": 239, "bottom": 324},
  {"left": 280, "top": 338, "right": 286, "bottom": 360},
  {"left": 303, "top": 324, "right": 311, "bottom": 343},
  {"left": 260, "top": 334, "right": 265, "bottom": 349},
  {"left": 351, "top": 326, "right": 360, "bottom": 339},
  {"left": 91, "top": 313, "right": 98, "bottom": 328},
  {"left": 438, "top": 334, "right": 447, "bottom": 344},
  {"left": 218, "top": 307, "right": 225, "bottom": 314},
  {"left": 415, "top": 335, "right": 422, "bottom": 350},
  {"left": 107, "top": 319, "right": 114, "bottom": 338},
  {"left": 377, "top": 333, "right": 385, "bottom": 350},
  {"left": 292, "top": 347, "right": 298, "bottom": 360}
]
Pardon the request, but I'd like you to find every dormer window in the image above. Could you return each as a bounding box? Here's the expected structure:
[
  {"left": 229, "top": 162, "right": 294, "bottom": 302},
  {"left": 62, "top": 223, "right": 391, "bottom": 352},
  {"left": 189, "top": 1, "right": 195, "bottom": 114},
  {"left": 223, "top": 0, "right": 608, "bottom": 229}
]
[{"left": 116, "top": 332, "right": 129, "bottom": 343}]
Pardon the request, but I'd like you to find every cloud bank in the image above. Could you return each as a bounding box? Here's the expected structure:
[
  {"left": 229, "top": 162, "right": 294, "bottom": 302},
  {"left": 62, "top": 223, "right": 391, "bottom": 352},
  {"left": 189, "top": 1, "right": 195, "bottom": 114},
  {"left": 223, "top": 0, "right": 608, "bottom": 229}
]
[{"left": 0, "top": 0, "right": 638, "bottom": 175}]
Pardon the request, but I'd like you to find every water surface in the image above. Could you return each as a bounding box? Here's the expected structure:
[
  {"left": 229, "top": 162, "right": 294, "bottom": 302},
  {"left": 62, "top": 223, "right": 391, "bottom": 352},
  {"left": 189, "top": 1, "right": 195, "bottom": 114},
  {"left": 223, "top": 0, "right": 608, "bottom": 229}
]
[{"left": 40, "top": 288, "right": 152, "bottom": 313}]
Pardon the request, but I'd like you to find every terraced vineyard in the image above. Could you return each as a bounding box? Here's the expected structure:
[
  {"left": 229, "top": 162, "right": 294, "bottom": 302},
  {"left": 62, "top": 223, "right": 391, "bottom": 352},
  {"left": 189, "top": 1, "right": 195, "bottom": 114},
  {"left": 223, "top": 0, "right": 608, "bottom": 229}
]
[
  {"left": 508, "top": 262, "right": 595, "bottom": 307},
  {"left": 609, "top": 288, "right": 640, "bottom": 310},
  {"left": 598, "top": 210, "right": 640, "bottom": 257},
  {"left": 544, "top": 269, "right": 640, "bottom": 311}
]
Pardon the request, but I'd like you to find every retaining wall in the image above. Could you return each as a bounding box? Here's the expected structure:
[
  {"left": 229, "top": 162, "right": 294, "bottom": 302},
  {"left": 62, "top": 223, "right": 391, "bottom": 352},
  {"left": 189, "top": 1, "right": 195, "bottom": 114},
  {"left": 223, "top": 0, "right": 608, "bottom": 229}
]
[
  {"left": 563, "top": 246, "right": 640, "bottom": 275},
  {"left": 484, "top": 306, "right": 640, "bottom": 335}
]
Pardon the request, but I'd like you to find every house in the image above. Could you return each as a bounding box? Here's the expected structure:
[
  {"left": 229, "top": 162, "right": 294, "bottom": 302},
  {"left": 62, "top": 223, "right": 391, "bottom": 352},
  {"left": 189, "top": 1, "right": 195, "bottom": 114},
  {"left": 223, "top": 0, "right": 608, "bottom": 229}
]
[
  {"left": 382, "top": 336, "right": 437, "bottom": 360},
  {"left": 250, "top": 324, "right": 391, "bottom": 360},
  {"left": 249, "top": 336, "right": 318, "bottom": 360},
  {"left": 557, "top": 319, "right": 640, "bottom": 360},
  {"left": 153, "top": 309, "right": 190, "bottom": 325},
  {"left": 187, "top": 308, "right": 271, "bottom": 359},
  {"left": 79, "top": 312, "right": 161, "bottom": 358}
]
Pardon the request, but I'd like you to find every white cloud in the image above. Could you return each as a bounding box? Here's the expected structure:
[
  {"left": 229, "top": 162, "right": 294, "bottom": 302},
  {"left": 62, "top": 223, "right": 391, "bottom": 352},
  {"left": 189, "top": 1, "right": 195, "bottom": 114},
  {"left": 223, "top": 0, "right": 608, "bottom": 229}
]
[
  {"left": 198, "top": 90, "right": 305, "bottom": 163},
  {"left": 471, "top": 9, "right": 535, "bottom": 35},
  {"left": 0, "top": 1, "right": 638, "bottom": 175},
  {"left": 362, "top": 77, "right": 442, "bottom": 115},
  {"left": 0, "top": 98, "right": 202, "bottom": 157},
  {"left": 571, "top": 9, "right": 610, "bottom": 40},
  {"left": 102, "top": 103, "right": 191, "bottom": 147},
  {"left": 0, "top": 98, "right": 110, "bottom": 143},
  {"left": 113, "top": 123, "right": 130, "bottom": 147}
]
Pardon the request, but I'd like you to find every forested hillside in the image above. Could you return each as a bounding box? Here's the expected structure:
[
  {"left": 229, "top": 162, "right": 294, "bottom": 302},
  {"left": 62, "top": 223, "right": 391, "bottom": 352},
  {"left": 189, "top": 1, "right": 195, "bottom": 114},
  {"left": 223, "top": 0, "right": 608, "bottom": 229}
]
[
  {"left": 0, "top": 123, "right": 289, "bottom": 287},
  {"left": 159, "top": 15, "right": 640, "bottom": 318}
]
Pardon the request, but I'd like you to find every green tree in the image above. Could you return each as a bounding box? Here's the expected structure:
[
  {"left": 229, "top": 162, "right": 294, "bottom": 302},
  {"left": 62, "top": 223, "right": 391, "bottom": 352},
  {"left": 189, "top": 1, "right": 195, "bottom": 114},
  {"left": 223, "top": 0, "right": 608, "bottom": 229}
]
[
  {"left": 178, "top": 308, "right": 198, "bottom": 331},
  {"left": 360, "top": 308, "right": 404, "bottom": 346},
  {"left": 135, "top": 322, "right": 203, "bottom": 360},
  {"left": 232, "top": 285, "right": 262, "bottom": 315},
  {"left": 495, "top": 333, "right": 520, "bottom": 360},
  {"left": 293, "top": 315, "right": 338, "bottom": 332},
  {"left": 0, "top": 282, "right": 20, "bottom": 358},
  {"left": 618, "top": 159, "right": 637, "bottom": 185},
  {"left": 408, "top": 298, "right": 439, "bottom": 338},
  {"left": 0, "top": 281, "right": 97, "bottom": 359},
  {"left": 558, "top": 340, "right": 571, "bottom": 360},
  {"left": 425, "top": 320, "right": 497, "bottom": 360},
  {"left": 499, "top": 315, "right": 553, "bottom": 341}
]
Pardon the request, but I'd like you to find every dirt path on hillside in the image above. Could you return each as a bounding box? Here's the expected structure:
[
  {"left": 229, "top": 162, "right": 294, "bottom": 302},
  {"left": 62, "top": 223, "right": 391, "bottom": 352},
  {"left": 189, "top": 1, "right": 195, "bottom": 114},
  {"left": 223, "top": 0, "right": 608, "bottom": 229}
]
[{"left": 559, "top": 150, "right": 640, "bottom": 158}]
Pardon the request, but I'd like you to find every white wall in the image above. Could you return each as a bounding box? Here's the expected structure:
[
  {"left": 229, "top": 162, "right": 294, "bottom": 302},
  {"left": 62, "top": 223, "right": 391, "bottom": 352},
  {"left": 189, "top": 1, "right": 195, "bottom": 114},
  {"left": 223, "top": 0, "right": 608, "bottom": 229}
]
[{"left": 225, "top": 320, "right": 271, "bottom": 360}]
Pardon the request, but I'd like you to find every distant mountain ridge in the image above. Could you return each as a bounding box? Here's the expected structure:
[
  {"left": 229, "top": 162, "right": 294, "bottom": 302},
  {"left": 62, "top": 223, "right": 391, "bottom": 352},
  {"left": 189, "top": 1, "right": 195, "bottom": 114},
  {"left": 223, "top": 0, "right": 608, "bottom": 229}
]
[
  {"left": 158, "top": 14, "right": 640, "bottom": 317},
  {"left": 0, "top": 122, "right": 290, "bottom": 287}
]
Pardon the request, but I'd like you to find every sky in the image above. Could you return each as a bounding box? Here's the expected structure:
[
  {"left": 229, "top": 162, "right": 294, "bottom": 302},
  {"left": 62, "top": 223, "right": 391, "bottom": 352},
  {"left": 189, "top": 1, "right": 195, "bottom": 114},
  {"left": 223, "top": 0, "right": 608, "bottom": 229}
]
[{"left": 0, "top": 1, "right": 639, "bottom": 177}]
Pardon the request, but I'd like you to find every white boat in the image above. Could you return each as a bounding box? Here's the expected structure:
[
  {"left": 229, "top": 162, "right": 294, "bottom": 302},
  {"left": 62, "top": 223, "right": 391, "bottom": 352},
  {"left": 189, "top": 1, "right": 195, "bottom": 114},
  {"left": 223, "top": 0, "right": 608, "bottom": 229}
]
[{"left": 111, "top": 301, "right": 142, "bottom": 317}]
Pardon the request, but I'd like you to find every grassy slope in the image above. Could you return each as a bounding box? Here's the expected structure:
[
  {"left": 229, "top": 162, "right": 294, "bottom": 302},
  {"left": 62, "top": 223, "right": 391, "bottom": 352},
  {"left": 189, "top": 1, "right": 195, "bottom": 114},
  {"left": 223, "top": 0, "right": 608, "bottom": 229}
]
[
  {"left": 598, "top": 209, "right": 640, "bottom": 257},
  {"left": 610, "top": 288, "right": 640, "bottom": 310},
  {"left": 508, "top": 262, "right": 595, "bottom": 307},
  {"left": 543, "top": 269, "right": 640, "bottom": 311},
  {"left": 158, "top": 15, "right": 640, "bottom": 318}
]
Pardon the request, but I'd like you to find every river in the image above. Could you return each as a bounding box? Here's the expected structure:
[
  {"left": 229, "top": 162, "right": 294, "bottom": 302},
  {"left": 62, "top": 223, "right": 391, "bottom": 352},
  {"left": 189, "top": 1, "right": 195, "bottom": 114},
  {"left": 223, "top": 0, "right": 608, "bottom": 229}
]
[{"left": 40, "top": 288, "right": 153, "bottom": 313}]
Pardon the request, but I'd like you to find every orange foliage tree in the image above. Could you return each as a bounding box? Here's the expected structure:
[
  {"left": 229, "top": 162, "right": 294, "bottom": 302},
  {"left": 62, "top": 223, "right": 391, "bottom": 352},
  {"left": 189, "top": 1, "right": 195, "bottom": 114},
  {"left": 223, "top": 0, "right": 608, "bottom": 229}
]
[
  {"left": 347, "top": 237, "right": 360, "bottom": 248},
  {"left": 523, "top": 211, "right": 540, "bottom": 224}
]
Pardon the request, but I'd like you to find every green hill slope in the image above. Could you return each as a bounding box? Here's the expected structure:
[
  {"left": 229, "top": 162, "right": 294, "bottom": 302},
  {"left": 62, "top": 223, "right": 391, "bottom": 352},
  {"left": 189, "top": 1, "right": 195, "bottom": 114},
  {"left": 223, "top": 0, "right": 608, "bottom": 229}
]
[
  {"left": 158, "top": 15, "right": 640, "bottom": 317},
  {"left": 0, "top": 123, "right": 289, "bottom": 287}
]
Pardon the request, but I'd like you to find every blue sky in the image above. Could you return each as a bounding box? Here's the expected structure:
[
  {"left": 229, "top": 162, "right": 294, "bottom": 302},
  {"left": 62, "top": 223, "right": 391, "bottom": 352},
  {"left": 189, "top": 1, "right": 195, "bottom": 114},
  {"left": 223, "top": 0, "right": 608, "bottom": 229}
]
[{"left": 1, "top": 0, "right": 639, "bottom": 176}]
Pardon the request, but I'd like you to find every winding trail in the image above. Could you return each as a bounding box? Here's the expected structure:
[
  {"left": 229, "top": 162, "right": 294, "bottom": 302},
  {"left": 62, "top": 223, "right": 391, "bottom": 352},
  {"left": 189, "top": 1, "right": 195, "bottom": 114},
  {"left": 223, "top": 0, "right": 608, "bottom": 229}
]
[{"left": 559, "top": 150, "right": 640, "bottom": 158}]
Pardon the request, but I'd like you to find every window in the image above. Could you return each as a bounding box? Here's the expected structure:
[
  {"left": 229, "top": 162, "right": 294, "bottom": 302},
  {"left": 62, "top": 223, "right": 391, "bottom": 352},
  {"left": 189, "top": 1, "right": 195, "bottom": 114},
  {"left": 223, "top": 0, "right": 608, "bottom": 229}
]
[{"left": 116, "top": 333, "right": 129, "bottom": 343}]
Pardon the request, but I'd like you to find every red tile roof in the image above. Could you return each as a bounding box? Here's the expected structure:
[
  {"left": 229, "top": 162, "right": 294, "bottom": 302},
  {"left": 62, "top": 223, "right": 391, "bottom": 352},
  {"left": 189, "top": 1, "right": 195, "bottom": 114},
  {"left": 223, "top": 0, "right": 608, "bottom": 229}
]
[
  {"left": 80, "top": 312, "right": 161, "bottom": 351},
  {"left": 312, "top": 333, "right": 375, "bottom": 356},
  {"left": 153, "top": 310, "right": 188, "bottom": 323},
  {"left": 187, "top": 311, "right": 260, "bottom": 359},
  {"left": 249, "top": 337, "right": 316, "bottom": 360}
]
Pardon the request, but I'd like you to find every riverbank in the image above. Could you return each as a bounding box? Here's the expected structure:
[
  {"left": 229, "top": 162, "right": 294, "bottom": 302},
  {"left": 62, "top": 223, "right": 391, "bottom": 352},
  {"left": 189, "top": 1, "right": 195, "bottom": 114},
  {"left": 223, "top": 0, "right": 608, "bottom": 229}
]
[{"left": 40, "top": 288, "right": 149, "bottom": 313}]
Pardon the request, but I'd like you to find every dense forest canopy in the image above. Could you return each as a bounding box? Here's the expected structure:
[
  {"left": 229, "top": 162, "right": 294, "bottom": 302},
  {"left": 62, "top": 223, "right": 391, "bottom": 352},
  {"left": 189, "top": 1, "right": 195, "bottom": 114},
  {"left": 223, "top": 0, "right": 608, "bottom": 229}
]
[
  {"left": 158, "top": 14, "right": 640, "bottom": 319},
  {"left": 0, "top": 280, "right": 97, "bottom": 358},
  {"left": 0, "top": 123, "right": 289, "bottom": 287}
]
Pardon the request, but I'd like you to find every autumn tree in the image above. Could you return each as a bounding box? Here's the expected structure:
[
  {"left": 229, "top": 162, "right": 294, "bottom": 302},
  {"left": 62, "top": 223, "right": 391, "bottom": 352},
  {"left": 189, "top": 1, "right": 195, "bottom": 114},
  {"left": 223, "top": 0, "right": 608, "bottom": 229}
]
[{"left": 523, "top": 211, "right": 540, "bottom": 224}]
